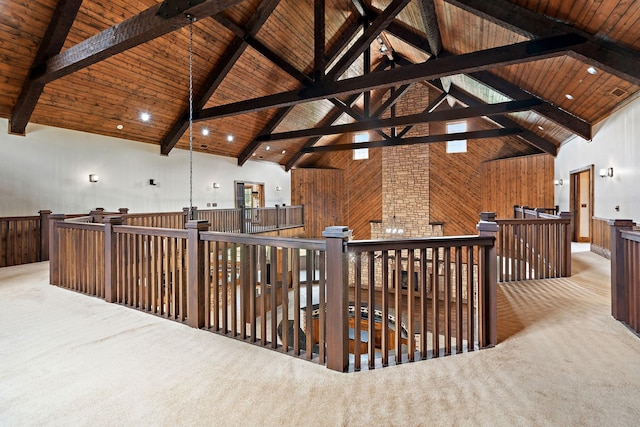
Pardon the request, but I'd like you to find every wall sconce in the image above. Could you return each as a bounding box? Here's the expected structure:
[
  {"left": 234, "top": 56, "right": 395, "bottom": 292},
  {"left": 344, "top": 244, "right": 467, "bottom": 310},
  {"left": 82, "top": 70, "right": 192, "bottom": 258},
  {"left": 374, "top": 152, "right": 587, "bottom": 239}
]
[
  {"left": 89, "top": 174, "right": 99, "bottom": 183},
  {"left": 149, "top": 179, "right": 157, "bottom": 186},
  {"left": 212, "top": 182, "right": 220, "bottom": 189},
  {"left": 275, "top": 185, "right": 282, "bottom": 192},
  {"left": 599, "top": 167, "right": 613, "bottom": 178},
  {"left": 554, "top": 179, "right": 563, "bottom": 186}
]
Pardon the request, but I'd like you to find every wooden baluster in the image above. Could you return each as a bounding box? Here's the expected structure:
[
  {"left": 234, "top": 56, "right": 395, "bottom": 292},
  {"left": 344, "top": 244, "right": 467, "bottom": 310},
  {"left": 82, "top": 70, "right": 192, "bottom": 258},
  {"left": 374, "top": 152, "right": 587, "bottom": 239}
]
[
  {"left": 455, "top": 247, "right": 463, "bottom": 354},
  {"left": 368, "top": 250, "right": 376, "bottom": 368},
  {"left": 354, "top": 251, "right": 362, "bottom": 370},
  {"left": 420, "top": 248, "right": 428, "bottom": 359},
  {"left": 382, "top": 250, "right": 389, "bottom": 366},
  {"left": 444, "top": 247, "right": 451, "bottom": 356}
]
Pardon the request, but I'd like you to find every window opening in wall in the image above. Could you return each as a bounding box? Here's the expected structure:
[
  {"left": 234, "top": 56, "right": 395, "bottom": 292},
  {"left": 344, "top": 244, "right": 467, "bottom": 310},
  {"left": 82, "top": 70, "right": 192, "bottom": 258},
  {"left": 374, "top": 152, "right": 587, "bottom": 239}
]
[
  {"left": 446, "top": 121, "right": 467, "bottom": 153},
  {"left": 353, "top": 132, "right": 369, "bottom": 160}
]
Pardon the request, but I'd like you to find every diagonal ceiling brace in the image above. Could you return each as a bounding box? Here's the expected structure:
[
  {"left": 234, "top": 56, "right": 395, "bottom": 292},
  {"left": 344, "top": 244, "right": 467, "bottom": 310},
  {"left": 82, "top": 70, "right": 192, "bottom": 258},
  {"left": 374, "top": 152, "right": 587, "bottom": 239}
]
[
  {"left": 197, "top": 33, "right": 587, "bottom": 121},
  {"left": 258, "top": 98, "right": 541, "bottom": 143},
  {"left": 160, "top": 0, "right": 282, "bottom": 155},
  {"left": 9, "top": 0, "right": 83, "bottom": 135}
]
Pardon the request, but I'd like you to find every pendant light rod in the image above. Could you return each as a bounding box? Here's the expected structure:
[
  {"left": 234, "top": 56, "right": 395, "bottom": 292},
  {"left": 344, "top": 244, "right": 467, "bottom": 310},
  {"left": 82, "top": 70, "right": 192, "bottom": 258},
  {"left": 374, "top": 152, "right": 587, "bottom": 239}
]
[{"left": 187, "top": 14, "right": 196, "bottom": 220}]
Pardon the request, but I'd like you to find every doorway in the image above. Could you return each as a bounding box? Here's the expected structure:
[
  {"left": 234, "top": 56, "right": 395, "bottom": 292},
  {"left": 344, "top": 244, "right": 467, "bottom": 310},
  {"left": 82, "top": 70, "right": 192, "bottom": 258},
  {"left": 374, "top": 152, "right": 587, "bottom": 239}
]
[
  {"left": 570, "top": 165, "right": 593, "bottom": 243},
  {"left": 235, "top": 181, "right": 265, "bottom": 223}
]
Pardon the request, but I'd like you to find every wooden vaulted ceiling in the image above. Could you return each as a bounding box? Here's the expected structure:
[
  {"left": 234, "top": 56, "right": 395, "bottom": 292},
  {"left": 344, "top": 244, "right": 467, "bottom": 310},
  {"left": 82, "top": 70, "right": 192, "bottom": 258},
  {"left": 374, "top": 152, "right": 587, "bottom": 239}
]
[{"left": 3, "top": 0, "right": 640, "bottom": 169}]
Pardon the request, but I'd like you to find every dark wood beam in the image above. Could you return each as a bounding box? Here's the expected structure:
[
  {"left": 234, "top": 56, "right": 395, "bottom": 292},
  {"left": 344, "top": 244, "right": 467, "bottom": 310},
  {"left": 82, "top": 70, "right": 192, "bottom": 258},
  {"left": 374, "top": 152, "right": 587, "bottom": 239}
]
[
  {"left": 375, "top": 12, "right": 593, "bottom": 140},
  {"left": 385, "top": 20, "right": 433, "bottom": 56},
  {"left": 285, "top": 93, "right": 362, "bottom": 170},
  {"left": 314, "top": 0, "right": 326, "bottom": 82},
  {"left": 445, "top": 85, "right": 557, "bottom": 155},
  {"left": 160, "top": 0, "right": 281, "bottom": 155},
  {"left": 417, "top": 0, "right": 442, "bottom": 56},
  {"left": 325, "top": 19, "right": 362, "bottom": 68},
  {"left": 301, "top": 128, "right": 523, "bottom": 153},
  {"left": 9, "top": 0, "right": 83, "bottom": 135},
  {"left": 327, "top": 0, "right": 411, "bottom": 79},
  {"left": 396, "top": 91, "right": 448, "bottom": 138},
  {"left": 34, "top": 0, "right": 246, "bottom": 85},
  {"left": 237, "top": 107, "right": 294, "bottom": 166},
  {"left": 350, "top": 0, "right": 367, "bottom": 17},
  {"left": 468, "top": 70, "right": 592, "bottom": 140},
  {"left": 197, "top": 34, "right": 586, "bottom": 121},
  {"left": 445, "top": 0, "right": 640, "bottom": 86},
  {"left": 257, "top": 99, "right": 540, "bottom": 142}
]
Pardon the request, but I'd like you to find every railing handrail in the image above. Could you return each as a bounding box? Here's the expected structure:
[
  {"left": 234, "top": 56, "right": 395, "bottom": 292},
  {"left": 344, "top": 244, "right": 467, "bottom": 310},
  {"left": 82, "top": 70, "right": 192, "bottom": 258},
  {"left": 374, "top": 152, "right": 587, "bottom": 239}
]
[
  {"left": 497, "top": 217, "right": 570, "bottom": 225},
  {"left": 0, "top": 215, "right": 39, "bottom": 221},
  {"left": 114, "top": 225, "right": 188, "bottom": 239},
  {"left": 200, "top": 230, "right": 324, "bottom": 250},
  {"left": 347, "top": 235, "right": 495, "bottom": 252},
  {"left": 621, "top": 230, "right": 640, "bottom": 243}
]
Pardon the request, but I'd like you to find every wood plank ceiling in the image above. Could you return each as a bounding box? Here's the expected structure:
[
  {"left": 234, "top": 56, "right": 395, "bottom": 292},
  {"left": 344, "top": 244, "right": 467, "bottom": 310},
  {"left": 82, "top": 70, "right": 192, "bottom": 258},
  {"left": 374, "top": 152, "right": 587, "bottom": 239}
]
[{"left": 2, "top": 0, "right": 639, "bottom": 169}]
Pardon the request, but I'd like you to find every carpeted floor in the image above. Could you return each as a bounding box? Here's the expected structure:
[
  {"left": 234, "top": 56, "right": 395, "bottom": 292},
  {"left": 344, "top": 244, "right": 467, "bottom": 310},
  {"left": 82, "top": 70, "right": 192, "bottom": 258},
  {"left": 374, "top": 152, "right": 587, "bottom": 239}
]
[{"left": 1, "top": 250, "right": 640, "bottom": 426}]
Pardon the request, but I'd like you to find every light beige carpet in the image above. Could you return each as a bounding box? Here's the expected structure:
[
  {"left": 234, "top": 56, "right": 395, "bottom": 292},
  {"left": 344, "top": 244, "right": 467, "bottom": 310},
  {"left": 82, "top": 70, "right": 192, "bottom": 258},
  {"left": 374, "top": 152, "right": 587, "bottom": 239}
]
[{"left": 1, "top": 251, "right": 640, "bottom": 426}]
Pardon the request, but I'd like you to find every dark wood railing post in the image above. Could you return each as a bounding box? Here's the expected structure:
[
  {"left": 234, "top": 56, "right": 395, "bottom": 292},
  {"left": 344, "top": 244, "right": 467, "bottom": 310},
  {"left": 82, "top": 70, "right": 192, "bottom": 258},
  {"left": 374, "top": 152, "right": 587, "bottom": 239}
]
[
  {"left": 477, "top": 212, "right": 499, "bottom": 348},
  {"left": 118, "top": 208, "right": 129, "bottom": 214},
  {"left": 275, "top": 204, "right": 280, "bottom": 231},
  {"left": 608, "top": 219, "right": 635, "bottom": 322},
  {"left": 90, "top": 208, "right": 105, "bottom": 223},
  {"left": 186, "top": 220, "right": 209, "bottom": 328},
  {"left": 38, "top": 210, "right": 52, "bottom": 261},
  {"left": 104, "top": 216, "right": 123, "bottom": 303},
  {"left": 48, "top": 214, "right": 66, "bottom": 286},
  {"left": 239, "top": 208, "right": 246, "bottom": 233},
  {"left": 323, "top": 226, "right": 350, "bottom": 372},
  {"left": 559, "top": 211, "right": 573, "bottom": 276}
]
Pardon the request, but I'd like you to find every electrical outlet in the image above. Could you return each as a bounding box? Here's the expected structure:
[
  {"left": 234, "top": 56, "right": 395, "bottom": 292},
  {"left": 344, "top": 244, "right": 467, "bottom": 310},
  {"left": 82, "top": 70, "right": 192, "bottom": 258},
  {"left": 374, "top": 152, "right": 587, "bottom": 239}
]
[
  {"left": 206, "top": 203, "right": 211, "bottom": 207},
  {"left": 212, "top": 202, "right": 217, "bottom": 207}
]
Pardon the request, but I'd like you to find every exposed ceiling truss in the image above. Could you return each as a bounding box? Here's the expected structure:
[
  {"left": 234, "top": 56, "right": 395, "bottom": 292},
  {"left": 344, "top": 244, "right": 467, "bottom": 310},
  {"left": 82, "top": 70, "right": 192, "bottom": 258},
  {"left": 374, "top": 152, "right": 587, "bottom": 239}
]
[{"left": 8, "top": 0, "right": 640, "bottom": 169}]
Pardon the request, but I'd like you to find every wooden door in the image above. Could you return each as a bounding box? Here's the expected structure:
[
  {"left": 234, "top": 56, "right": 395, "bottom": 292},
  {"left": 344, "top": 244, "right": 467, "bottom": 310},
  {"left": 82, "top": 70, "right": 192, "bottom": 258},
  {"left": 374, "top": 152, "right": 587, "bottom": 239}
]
[{"left": 570, "top": 166, "right": 593, "bottom": 242}]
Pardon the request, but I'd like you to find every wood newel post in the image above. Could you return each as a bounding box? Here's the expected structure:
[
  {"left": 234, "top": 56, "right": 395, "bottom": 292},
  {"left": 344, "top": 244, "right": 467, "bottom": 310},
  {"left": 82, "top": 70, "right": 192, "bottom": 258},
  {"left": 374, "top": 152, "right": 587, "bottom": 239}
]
[
  {"left": 186, "top": 220, "right": 209, "bottom": 328},
  {"left": 608, "top": 219, "right": 635, "bottom": 322},
  {"left": 118, "top": 208, "right": 129, "bottom": 214},
  {"left": 560, "top": 211, "right": 573, "bottom": 276},
  {"left": 39, "top": 210, "right": 52, "bottom": 261},
  {"left": 275, "top": 204, "right": 280, "bottom": 230},
  {"left": 323, "top": 226, "right": 350, "bottom": 372},
  {"left": 49, "top": 214, "right": 66, "bottom": 286},
  {"left": 90, "top": 208, "right": 105, "bottom": 223},
  {"left": 104, "top": 216, "right": 123, "bottom": 303},
  {"left": 478, "top": 212, "right": 498, "bottom": 348}
]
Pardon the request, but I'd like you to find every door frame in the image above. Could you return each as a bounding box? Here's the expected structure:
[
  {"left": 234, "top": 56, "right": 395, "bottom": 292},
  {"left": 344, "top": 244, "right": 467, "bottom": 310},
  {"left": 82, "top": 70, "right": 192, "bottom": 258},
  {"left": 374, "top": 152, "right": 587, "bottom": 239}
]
[{"left": 569, "top": 164, "right": 594, "bottom": 243}]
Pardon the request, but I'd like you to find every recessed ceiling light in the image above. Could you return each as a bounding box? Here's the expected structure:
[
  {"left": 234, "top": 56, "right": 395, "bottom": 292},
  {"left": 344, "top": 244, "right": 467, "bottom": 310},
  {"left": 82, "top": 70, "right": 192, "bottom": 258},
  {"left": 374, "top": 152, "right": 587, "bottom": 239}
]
[
  {"left": 587, "top": 66, "right": 597, "bottom": 75},
  {"left": 281, "top": 150, "right": 286, "bottom": 154},
  {"left": 537, "top": 125, "right": 544, "bottom": 131},
  {"left": 565, "top": 94, "right": 574, "bottom": 100},
  {"left": 116, "top": 124, "right": 123, "bottom": 130},
  {"left": 140, "top": 112, "right": 150, "bottom": 122},
  {"left": 266, "top": 146, "right": 270, "bottom": 151},
  {"left": 252, "top": 153, "right": 256, "bottom": 156},
  {"left": 202, "top": 128, "right": 209, "bottom": 136},
  {"left": 226, "top": 134, "right": 234, "bottom": 142}
]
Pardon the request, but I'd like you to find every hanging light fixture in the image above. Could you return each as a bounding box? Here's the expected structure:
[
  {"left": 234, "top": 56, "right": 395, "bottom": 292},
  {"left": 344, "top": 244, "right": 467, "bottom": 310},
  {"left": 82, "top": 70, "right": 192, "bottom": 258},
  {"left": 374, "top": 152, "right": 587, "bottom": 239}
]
[{"left": 187, "top": 14, "right": 197, "bottom": 220}]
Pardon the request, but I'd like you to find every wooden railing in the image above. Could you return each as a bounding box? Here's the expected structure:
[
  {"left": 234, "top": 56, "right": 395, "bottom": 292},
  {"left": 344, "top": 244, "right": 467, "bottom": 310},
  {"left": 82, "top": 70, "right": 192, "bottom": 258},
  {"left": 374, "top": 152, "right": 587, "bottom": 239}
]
[
  {"left": 591, "top": 217, "right": 611, "bottom": 259},
  {"left": 49, "top": 214, "right": 499, "bottom": 372},
  {"left": 513, "top": 205, "right": 559, "bottom": 219},
  {"left": 1, "top": 206, "right": 304, "bottom": 269},
  {"left": 496, "top": 212, "right": 571, "bottom": 281},
  {"left": 609, "top": 220, "right": 640, "bottom": 335},
  {"left": 49, "top": 217, "right": 105, "bottom": 297},
  {"left": 345, "top": 227, "right": 497, "bottom": 371}
]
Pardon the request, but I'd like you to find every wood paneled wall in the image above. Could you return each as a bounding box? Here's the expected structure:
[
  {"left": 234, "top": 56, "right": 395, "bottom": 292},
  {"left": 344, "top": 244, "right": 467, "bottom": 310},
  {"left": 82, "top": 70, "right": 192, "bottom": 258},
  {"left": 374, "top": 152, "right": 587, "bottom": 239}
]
[
  {"left": 291, "top": 168, "right": 344, "bottom": 238},
  {"left": 305, "top": 146, "right": 383, "bottom": 240},
  {"left": 480, "top": 154, "right": 555, "bottom": 220},
  {"left": 430, "top": 112, "right": 539, "bottom": 236}
]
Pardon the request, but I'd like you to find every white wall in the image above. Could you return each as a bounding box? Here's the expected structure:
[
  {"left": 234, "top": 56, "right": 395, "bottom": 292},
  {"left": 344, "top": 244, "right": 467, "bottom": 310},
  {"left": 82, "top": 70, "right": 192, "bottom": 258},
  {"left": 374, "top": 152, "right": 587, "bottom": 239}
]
[
  {"left": 0, "top": 119, "right": 291, "bottom": 217},
  {"left": 555, "top": 96, "right": 640, "bottom": 223}
]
